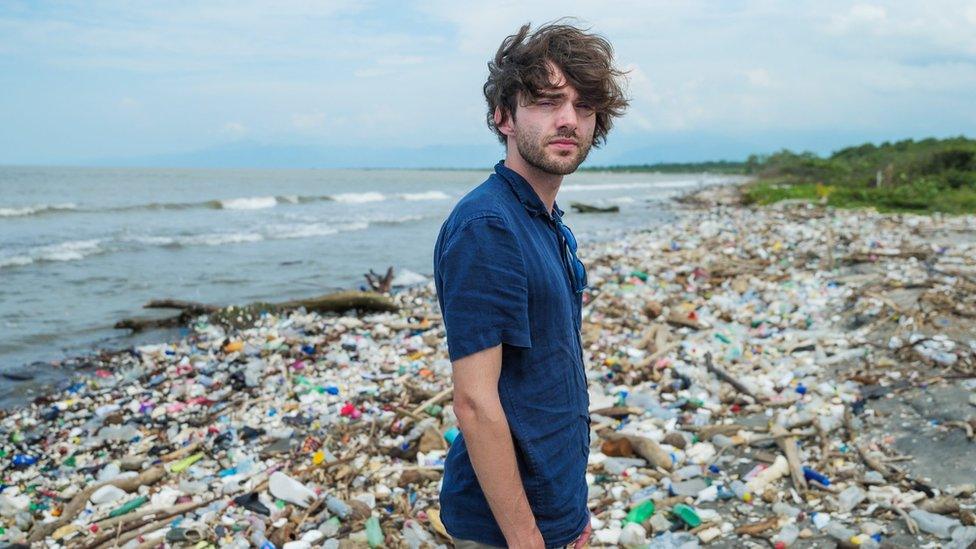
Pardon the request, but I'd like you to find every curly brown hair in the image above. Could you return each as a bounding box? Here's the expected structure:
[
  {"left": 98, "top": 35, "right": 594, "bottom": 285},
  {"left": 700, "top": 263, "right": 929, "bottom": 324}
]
[{"left": 484, "top": 20, "right": 629, "bottom": 148}]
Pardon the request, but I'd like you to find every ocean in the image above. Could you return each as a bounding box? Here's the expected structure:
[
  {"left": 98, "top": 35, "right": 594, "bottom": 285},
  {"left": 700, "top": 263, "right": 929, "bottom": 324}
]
[{"left": 0, "top": 165, "right": 739, "bottom": 406}]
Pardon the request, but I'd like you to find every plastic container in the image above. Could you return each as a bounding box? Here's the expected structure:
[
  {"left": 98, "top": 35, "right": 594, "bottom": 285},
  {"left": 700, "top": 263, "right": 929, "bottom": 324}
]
[{"left": 624, "top": 500, "right": 655, "bottom": 525}]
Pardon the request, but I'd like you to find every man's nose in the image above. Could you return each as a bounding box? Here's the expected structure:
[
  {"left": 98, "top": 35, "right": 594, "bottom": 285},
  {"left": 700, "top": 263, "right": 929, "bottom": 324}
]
[{"left": 555, "top": 101, "right": 578, "bottom": 131}]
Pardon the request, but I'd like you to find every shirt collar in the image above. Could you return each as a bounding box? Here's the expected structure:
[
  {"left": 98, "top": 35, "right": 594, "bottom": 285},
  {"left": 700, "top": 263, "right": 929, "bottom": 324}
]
[{"left": 494, "top": 160, "right": 565, "bottom": 219}]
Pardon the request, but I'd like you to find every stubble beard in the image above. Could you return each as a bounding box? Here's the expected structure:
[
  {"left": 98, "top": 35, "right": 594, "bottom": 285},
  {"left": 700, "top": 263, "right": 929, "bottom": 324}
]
[{"left": 515, "top": 126, "right": 593, "bottom": 176}]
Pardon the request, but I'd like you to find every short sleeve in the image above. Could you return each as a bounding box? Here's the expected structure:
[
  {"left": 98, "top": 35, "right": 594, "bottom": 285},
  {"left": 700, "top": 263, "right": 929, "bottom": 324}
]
[{"left": 435, "top": 215, "right": 532, "bottom": 362}]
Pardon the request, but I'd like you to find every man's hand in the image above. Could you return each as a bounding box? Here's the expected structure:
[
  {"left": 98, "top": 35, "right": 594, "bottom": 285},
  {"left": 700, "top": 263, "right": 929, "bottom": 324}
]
[
  {"left": 573, "top": 520, "right": 593, "bottom": 548},
  {"left": 452, "top": 344, "right": 541, "bottom": 548}
]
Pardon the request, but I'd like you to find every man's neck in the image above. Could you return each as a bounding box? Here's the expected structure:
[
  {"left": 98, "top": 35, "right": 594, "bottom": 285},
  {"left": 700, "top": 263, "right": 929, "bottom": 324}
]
[{"left": 503, "top": 155, "right": 563, "bottom": 216}]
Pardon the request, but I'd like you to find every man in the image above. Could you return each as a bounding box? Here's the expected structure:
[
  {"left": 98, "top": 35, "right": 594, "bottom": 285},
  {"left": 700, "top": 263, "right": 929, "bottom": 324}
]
[{"left": 433, "top": 21, "right": 628, "bottom": 548}]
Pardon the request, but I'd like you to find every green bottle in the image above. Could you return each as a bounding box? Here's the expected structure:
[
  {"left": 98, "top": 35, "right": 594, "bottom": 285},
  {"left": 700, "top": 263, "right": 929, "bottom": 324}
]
[
  {"left": 624, "top": 500, "right": 655, "bottom": 524},
  {"left": 109, "top": 496, "right": 148, "bottom": 518},
  {"left": 672, "top": 503, "right": 702, "bottom": 527},
  {"left": 365, "top": 516, "right": 384, "bottom": 548},
  {"left": 170, "top": 452, "right": 204, "bottom": 473}
]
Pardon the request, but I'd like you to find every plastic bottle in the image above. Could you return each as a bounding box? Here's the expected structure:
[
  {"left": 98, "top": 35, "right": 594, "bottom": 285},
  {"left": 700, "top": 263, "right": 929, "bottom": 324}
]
[
  {"left": 802, "top": 466, "right": 831, "bottom": 486},
  {"left": 773, "top": 523, "right": 799, "bottom": 547},
  {"left": 837, "top": 485, "right": 866, "bottom": 513},
  {"left": 443, "top": 426, "right": 460, "bottom": 445},
  {"left": 169, "top": 453, "right": 204, "bottom": 473},
  {"left": 269, "top": 472, "right": 316, "bottom": 507},
  {"left": 629, "top": 486, "right": 658, "bottom": 504},
  {"left": 674, "top": 464, "right": 702, "bottom": 480},
  {"left": 670, "top": 478, "right": 707, "bottom": 497},
  {"left": 325, "top": 496, "right": 351, "bottom": 520},
  {"left": 773, "top": 501, "right": 800, "bottom": 518},
  {"left": 108, "top": 496, "right": 148, "bottom": 518},
  {"left": 909, "top": 509, "right": 961, "bottom": 539},
  {"left": 730, "top": 479, "right": 752, "bottom": 502},
  {"left": 624, "top": 500, "right": 655, "bottom": 525},
  {"left": 711, "top": 434, "right": 734, "bottom": 448},
  {"left": 90, "top": 485, "right": 127, "bottom": 505},
  {"left": 364, "top": 516, "right": 383, "bottom": 548},
  {"left": 824, "top": 521, "right": 856, "bottom": 542},
  {"left": 671, "top": 503, "right": 702, "bottom": 528}
]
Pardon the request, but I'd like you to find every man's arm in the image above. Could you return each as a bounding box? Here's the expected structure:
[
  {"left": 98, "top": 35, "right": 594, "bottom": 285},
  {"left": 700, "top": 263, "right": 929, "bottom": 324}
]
[{"left": 452, "top": 344, "right": 545, "bottom": 549}]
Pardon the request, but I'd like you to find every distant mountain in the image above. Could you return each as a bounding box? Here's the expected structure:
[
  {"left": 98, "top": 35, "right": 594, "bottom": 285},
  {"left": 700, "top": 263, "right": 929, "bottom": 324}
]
[{"left": 75, "top": 129, "right": 900, "bottom": 170}]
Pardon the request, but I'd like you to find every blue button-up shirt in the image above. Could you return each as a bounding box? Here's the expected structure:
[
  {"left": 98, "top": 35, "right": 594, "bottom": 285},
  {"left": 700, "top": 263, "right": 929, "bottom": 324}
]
[{"left": 434, "top": 161, "right": 590, "bottom": 548}]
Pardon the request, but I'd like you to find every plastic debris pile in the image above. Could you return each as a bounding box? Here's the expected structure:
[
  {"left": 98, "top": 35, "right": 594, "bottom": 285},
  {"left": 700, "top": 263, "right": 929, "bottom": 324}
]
[{"left": 1, "top": 199, "right": 975, "bottom": 547}]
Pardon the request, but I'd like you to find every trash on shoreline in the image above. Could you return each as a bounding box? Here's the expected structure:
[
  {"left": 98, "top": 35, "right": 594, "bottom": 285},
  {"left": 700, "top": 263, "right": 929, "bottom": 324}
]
[{"left": 2, "top": 196, "right": 975, "bottom": 547}]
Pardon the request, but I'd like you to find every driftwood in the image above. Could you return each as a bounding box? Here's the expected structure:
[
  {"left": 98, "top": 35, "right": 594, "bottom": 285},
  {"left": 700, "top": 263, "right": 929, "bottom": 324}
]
[
  {"left": 704, "top": 352, "right": 759, "bottom": 402},
  {"left": 28, "top": 466, "right": 166, "bottom": 543},
  {"left": 570, "top": 201, "right": 620, "bottom": 214},
  {"left": 843, "top": 248, "right": 932, "bottom": 264},
  {"left": 364, "top": 266, "right": 395, "bottom": 293},
  {"left": 771, "top": 424, "right": 808, "bottom": 492},
  {"left": 604, "top": 432, "right": 673, "bottom": 471},
  {"left": 82, "top": 499, "right": 213, "bottom": 549},
  {"left": 115, "top": 290, "right": 398, "bottom": 332},
  {"left": 734, "top": 516, "right": 779, "bottom": 536}
]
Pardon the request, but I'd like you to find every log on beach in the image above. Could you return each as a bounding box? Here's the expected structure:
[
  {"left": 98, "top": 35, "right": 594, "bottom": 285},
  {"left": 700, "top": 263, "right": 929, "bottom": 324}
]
[
  {"left": 115, "top": 290, "right": 398, "bottom": 332},
  {"left": 570, "top": 201, "right": 620, "bottom": 213}
]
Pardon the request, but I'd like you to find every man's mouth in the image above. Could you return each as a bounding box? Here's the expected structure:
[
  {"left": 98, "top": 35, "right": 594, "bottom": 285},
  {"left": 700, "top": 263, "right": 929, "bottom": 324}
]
[{"left": 549, "top": 139, "right": 578, "bottom": 149}]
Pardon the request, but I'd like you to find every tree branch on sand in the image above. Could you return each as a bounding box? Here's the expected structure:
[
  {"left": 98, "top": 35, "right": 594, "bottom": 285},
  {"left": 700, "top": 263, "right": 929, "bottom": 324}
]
[{"left": 115, "top": 280, "right": 399, "bottom": 333}]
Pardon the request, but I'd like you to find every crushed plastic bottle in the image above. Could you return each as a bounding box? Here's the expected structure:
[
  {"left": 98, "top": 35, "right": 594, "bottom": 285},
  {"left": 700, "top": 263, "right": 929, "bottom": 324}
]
[
  {"left": 837, "top": 485, "right": 866, "bottom": 513},
  {"left": 268, "top": 472, "right": 317, "bottom": 507},
  {"left": 909, "top": 509, "right": 961, "bottom": 539}
]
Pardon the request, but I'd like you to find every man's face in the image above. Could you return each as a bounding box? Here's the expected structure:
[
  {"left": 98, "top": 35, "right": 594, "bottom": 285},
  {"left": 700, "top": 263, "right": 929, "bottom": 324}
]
[{"left": 507, "top": 63, "right": 597, "bottom": 176}]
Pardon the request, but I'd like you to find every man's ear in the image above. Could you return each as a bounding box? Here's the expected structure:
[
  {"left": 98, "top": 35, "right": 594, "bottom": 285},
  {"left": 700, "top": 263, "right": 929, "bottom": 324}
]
[{"left": 494, "top": 106, "right": 515, "bottom": 137}]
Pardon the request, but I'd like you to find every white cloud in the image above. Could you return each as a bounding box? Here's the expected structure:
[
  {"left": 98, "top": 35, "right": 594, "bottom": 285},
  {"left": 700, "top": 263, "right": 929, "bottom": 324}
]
[
  {"left": 3, "top": 0, "right": 976, "bottom": 163},
  {"left": 828, "top": 4, "right": 887, "bottom": 32}
]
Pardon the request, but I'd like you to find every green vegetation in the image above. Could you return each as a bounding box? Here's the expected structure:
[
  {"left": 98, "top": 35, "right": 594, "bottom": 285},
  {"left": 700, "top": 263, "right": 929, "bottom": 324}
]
[
  {"left": 583, "top": 160, "right": 746, "bottom": 174},
  {"left": 589, "top": 136, "right": 976, "bottom": 213},
  {"left": 741, "top": 137, "right": 976, "bottom": 214}
]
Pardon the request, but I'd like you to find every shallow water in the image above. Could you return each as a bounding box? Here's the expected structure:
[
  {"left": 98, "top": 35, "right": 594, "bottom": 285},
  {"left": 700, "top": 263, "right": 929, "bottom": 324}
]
[{"left": 0, "top": 165, "right": 740, "bottom": 405}]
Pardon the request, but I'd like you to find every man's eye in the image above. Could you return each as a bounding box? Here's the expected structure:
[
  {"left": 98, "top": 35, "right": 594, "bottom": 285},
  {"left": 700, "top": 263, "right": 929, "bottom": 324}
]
[{"left": 537, "top": 100, "right": 556, "bottom": 106}]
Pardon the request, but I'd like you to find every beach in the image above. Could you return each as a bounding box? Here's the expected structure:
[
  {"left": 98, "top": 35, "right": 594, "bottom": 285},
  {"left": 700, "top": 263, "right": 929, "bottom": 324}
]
[
  {"left": 0, "top": 165, "right": 729, "bottom": 410},
  {"left": 2, "top": 185, "right": 976, "bottom": 547}
]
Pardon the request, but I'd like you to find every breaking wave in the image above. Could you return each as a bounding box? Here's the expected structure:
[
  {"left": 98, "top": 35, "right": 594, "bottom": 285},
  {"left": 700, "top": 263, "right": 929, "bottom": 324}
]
[
  {"left": 0, "top": 239, "right": 104, "bottom": 269},
  {"left": 1, "top": 213, "right": 426, "bottom": 271},
  {"left": 398, "top": 191, "right": 451, "bottom": 201},
  {"left": 0, "top": 189, "right": 453, "bottom": 219},
  {"left": 0, "top": 203, "right": 78, "bottom": 218},
  {"left": 332, "top": 192, "right": 386, "bottom": 204}
]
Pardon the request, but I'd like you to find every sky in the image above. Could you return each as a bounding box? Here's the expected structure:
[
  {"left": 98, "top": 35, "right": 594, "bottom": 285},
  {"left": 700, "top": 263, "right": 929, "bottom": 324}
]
[{"left": 1, "top": 1, "right": 976, "bottom": 168}]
